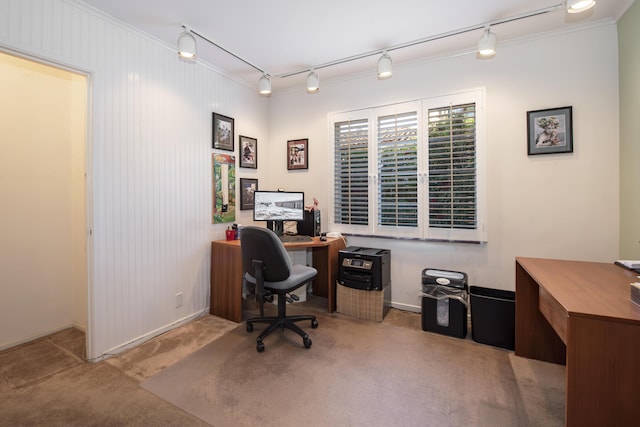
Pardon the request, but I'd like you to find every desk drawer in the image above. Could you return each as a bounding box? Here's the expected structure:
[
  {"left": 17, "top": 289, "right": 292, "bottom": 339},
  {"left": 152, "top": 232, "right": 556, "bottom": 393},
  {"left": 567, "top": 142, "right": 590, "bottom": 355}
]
[{"left": 539, "top": 286, "right": 568, "bottom": 343}]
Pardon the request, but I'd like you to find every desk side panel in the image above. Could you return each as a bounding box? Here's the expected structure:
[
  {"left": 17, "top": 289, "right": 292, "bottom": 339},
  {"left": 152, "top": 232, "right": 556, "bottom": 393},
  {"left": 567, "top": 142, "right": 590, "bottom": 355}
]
[
  {"left": 311, "top": 247, "right": 329, "bottom": 299},
  {"left": 515, "top": 261, "right": 566, "bottom": 364},
  {"left": 310, "top": 238, "right": 346, "bottom": 312},
  {"left": 566, "top": 316, "right": 640, "bottom": 427},
  {"left": 327, "top": 238, "right": 346, "bottom": 312},
  {"left": 210, "top": 242, "right": 243, "bottom": 323}
]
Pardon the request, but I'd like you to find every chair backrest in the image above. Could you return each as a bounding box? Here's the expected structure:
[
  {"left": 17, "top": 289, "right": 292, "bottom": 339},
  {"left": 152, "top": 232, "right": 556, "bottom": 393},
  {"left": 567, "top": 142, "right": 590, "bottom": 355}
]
[{"left": 240, "top": 226, "right": 292, "bottom": 282}]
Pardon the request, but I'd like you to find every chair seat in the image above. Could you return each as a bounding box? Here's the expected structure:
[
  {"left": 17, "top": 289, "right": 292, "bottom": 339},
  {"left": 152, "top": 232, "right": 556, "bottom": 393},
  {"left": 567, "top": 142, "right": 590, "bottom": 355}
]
[{"left": 245, "top": 264, "right": 317, "bottom": 293}]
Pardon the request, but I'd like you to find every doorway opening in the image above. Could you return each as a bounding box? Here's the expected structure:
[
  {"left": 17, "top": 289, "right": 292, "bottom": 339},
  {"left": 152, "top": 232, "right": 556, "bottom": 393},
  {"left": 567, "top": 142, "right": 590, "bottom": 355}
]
[{"left": 0, "top": 50, "right": 91, "bottom": 357}]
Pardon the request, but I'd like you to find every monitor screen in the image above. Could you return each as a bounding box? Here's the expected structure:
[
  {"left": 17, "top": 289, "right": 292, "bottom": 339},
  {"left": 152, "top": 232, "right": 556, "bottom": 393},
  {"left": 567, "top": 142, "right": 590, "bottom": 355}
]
[{"left": 253, "top": 191, "right": 305, "bottom": 222}]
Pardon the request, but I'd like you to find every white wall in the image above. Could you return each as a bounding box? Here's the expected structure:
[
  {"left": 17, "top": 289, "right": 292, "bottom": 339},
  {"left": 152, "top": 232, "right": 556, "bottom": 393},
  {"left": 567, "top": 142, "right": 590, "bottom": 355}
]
[
  {"left": 268, "top": 23, "right": 620, "bottom": 311},
  {"left": 0, "top": 52, "right": 87, "bottom": 349},
  {"left": 0, "top": 0, "right": 269, "bottom": 359},
  {"left": 619, "top": 1, "right": 640, "bottom": 258}
]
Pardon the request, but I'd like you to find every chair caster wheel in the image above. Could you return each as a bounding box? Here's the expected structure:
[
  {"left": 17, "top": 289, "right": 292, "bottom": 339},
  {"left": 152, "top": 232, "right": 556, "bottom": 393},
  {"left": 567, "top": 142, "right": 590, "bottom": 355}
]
[
  {"left": 246, "top": 322, "right": 253, "bottom": 333},
  {"left": 311, "top": 319, "right": 319, "bottom": 329},
  {"left": 257, "top": 341, "right": 265, "bottom": 352},
  {"left": 303, "top": 338, "right": 312, "bottom": 349}
]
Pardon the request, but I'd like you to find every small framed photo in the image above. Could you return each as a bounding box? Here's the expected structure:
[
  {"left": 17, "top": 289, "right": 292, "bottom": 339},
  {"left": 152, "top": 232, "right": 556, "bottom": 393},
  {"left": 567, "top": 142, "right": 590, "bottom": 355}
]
[
  {"left": 212, "top": 113, "right": 234, "bottom": 151},
  {"left": 239, "top": 135, "right": 257, "bottom": 169},
  {"left": 287, "top": 138, "right": 308, "bottom": 170},
  {"left": 239, "top": 178, "right": 258, "bottom": 210},
  {"left": 527, "top": 106, "right": 573, "bottom": 155}
]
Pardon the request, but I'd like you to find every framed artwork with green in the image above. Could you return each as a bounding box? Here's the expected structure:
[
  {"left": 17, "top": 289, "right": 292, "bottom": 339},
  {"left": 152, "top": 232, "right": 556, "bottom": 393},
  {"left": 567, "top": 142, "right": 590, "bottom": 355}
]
[{"left": 213, "top": 153, "right": 236, "bottom": 223}]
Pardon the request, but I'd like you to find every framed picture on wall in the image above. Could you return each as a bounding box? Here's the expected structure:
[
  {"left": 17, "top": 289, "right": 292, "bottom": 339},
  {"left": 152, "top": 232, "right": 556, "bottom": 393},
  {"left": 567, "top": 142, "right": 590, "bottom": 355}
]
[
  {"left": 527, "top": 106, "right": 573, "bottom": 155},
  {"left": 212, "top": 113, "right": 234, "bottom": 151},
  {"left": 212, "top": 153, "right": 236, "bottom": 223},
  {"left": 239, "top": 135, "right": 257, "bottom": 169},
  {"left": 239, "top": 178, "right": 258, "bottom": 210},
  {"left": 287, "top": 138, "right": 308, "bottom": 170}
]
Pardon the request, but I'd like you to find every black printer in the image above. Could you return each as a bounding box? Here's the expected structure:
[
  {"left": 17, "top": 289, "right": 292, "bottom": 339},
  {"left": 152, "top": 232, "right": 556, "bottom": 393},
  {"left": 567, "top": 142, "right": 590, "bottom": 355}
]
[{"left": 338, "top": 246, "right": 391, "bottom": 291}]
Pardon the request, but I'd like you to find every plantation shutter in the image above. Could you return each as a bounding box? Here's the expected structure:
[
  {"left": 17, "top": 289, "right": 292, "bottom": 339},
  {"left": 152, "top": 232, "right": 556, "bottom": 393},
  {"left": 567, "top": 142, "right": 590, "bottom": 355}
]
[
  {"left": 377, "top": 111, "right": 419, "bottom": 228},
  {"left": 330, "top": 90, "right": 484, "bottom": 241},
  {"left": 333, "top": 119, "right": 369, "bottom": 225},
  {"left": 427, "top": 102, "right": 477, "bottom": 230}
]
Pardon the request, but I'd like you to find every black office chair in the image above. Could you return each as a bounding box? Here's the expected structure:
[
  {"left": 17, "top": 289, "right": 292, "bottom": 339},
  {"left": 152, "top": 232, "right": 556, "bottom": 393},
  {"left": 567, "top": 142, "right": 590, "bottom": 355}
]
[{"left": 240, "top": 226, "right": 318, "bottom": 352}]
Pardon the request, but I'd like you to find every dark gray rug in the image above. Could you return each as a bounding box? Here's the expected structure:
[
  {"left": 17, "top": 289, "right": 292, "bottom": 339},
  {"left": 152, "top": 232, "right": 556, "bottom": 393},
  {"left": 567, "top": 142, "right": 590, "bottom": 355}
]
[{"left": 142, "top": 313, "right": 565, "bottom": 427}]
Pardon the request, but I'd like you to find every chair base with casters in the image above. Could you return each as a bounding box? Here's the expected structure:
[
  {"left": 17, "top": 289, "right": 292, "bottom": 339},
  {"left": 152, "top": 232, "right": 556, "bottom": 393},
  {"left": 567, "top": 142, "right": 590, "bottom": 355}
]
[
  {"left": 245, "top": 285, "right": 318, "bottom": 353},
  {"left": 241, "top": 226, "right": 319, "bottom": 353}
]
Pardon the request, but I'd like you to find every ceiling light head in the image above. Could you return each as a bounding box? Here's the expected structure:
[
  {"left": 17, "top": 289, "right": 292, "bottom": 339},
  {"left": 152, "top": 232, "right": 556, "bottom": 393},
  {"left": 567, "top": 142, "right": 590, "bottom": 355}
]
[
  {"left": 177, "top": 29, "right": 196, "bottom": 59},
  {"left": 566, "top": 0, "right": 596, "bottom": 14},
  {"left": 477, "top": 27, "right": 497, "bottom": 58},
  {"left": 259, "top": 74, "right": 271, "bottom": 96},
  {"left": 377, "top": 52, "right": 393, "bottom": 80},
  {"left": 306, "top": 70, "right": 319, "bottom": 94}
]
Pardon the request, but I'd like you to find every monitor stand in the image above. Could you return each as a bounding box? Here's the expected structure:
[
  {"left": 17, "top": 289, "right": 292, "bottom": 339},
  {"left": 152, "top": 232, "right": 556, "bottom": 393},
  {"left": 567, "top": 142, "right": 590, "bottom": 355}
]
[{"left": 267, "top": 220, "right": 284, "bottom": 237}]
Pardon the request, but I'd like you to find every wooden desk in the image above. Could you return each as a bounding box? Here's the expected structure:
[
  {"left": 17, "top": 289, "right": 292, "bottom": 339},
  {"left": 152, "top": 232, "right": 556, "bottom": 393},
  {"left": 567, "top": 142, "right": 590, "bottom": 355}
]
[
  {"left": 210, "top": 237, "right": 346, "bottom": 323},
  {"left": 515, "top": 257, "right": 640, "bottom": 427}
]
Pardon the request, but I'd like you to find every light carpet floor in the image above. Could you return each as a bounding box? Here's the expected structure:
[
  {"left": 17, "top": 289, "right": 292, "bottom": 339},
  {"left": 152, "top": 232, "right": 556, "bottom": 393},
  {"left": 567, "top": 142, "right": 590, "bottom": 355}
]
[
  {"left": 142, "top": 312, "right": 565, "bottom": 427},
  {"left": 0, "top": 316, "right": 237, "bottom": 426}
]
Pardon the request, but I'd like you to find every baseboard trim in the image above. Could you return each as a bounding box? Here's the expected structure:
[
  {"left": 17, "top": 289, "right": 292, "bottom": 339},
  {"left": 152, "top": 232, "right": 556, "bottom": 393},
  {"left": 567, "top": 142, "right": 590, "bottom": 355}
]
[
  {"left": 390, "top": 302, "right": 421, "bottom": 313},
  {"left": 88, "top": 309, "right": 208, "bottom": 362}
]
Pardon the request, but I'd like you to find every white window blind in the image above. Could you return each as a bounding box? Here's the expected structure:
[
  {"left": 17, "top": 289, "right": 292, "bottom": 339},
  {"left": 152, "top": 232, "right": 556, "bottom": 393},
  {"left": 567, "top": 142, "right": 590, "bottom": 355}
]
[
  {"left": 427, "top": 103, "right": 477, "bottom": 230},
  {"left": 377, "top": 111, "right": 419, "bottom": 228},
  {"left": 333, "top": 118, "right": 369, "bottom": 226}
]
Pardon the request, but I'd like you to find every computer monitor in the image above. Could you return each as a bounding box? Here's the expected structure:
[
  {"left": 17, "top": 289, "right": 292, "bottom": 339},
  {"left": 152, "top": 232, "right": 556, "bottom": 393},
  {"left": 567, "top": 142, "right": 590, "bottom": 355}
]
[{"left": 253, "top": 190, "right": 305, "bottom": 236}]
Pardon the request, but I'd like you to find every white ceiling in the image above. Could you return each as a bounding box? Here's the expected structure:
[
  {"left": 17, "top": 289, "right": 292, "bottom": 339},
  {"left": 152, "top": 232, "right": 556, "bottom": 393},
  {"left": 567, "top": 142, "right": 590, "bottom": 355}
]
[{"left": 79, "top": 0, "right": 633, "bottom": 92}]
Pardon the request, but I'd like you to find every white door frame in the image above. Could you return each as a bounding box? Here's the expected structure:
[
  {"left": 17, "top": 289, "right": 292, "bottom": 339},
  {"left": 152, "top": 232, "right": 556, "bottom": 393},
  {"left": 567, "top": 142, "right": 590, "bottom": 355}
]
[{"left": 0, "top": 46, "right": 94, "bottom": 358}]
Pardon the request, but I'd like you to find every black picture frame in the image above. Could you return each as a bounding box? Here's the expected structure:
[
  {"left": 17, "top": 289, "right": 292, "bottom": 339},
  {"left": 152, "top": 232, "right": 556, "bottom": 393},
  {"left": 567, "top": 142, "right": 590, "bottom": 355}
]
[
  {"left": 239, "top": 178, "right": 258, "bottom": 210},
  {"left": 239, "top": 135, "right": 257, "bottom": 169},
  {"left": 212, "top": 113, "right": 234, "bottom": 151},
  {"left": 527, "top": 106, "right": 573, "bottom": 155},
  {"left": 287, "top": 138, "right": 308, "bottom": 170}
]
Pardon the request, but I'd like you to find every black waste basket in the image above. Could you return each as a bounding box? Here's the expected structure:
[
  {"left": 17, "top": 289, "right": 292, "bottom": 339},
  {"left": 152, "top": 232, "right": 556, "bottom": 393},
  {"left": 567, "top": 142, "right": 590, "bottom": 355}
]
[
  {"left": 421, "top": 269, "right": 468, "bottom": 339},
  {"left": 469, "top": 286, "right": 515, "bottom": 350}
]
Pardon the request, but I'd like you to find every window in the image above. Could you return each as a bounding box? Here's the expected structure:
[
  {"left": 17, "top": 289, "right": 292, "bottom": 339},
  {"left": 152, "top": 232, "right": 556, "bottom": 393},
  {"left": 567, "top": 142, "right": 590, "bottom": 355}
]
[
  {"left": 428, "top": 103, "right": 477, "bottom": 230},
  {"left": 333, "top": 116, "right": 370, "bottom": 228},
  {"left": 330, "top": 90, "right": 486, "bottom": 243},
  {"left": 377, "top": 110, "right": 419, "bottom": 229}
]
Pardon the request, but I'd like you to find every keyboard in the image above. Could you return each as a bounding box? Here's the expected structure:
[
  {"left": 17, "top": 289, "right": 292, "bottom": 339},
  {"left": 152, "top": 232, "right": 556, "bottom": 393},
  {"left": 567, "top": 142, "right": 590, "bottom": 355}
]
[{"left": 279, "top": 234, "right": 314, "bottom": 243}]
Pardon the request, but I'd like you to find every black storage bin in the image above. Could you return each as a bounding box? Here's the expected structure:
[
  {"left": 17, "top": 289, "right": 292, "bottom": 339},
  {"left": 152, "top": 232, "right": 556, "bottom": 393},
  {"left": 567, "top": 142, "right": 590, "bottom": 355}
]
[
  {"left": 421, "top": 269, "right": 468, "bottom": 339},
  {"left": 469, "top": 286, "right": 515, "bottom": 350}
]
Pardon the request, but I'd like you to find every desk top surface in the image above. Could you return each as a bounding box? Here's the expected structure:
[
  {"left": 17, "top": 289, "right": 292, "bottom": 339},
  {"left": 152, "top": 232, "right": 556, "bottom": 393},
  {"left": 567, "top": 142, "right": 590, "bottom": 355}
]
[
  {"left": 517, "top": 257, "right": 640, "bottom": 323},
  {"left": 213, "top": 236, "right": 344, "bottom": 249}
]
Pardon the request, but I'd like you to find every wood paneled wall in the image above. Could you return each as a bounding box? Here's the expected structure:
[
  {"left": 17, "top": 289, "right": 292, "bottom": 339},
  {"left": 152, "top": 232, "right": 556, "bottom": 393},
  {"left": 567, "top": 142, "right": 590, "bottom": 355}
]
[{"left": 0, "top": 0, "right": 267, "bottom": 359}]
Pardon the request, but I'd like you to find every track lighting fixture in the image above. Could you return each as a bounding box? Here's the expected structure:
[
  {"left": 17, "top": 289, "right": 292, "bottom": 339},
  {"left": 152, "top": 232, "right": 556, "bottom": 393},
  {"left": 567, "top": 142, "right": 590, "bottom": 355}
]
[
  {"left": 306, "top": 70, "right": 319, "bottom": 94},
  {"left": 177, "top": 29, "right": 196, "bottom": 59},
  {"left": 566, "top": 0, "right": 596, "bottom": 14},
  {"left": 178, "top": 1, "right": 597, "bottom": 95},
  {"left": 377, "top": 52, "right": 392, "bottom": 80},
  {"left": 477, "top": 26, "right": 497, "bottom": 58},
  {"left": 259, "top": 74, "right": 272, "bottom": 96}
]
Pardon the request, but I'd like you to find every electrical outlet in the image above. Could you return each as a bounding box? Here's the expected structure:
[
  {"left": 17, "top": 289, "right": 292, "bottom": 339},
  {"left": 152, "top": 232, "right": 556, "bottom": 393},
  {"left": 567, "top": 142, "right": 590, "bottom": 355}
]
[{"left": 175, "top": 292, "right": 183, "bottom": 307}]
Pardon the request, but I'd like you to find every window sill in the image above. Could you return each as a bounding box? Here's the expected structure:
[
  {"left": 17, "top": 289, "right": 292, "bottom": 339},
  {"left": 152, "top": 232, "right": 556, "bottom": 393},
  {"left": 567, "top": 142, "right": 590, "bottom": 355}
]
[{"left": 341, "top": 232, "right": 486, "bottom": 245}]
